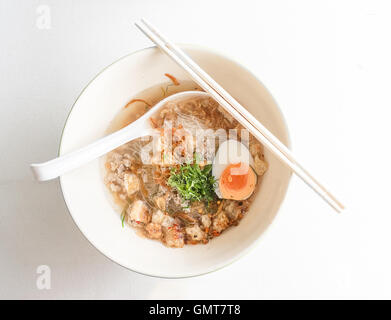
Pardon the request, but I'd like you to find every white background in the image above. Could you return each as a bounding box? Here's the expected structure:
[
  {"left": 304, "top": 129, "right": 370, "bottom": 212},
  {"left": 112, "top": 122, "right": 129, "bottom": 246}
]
[{"left": 1, "top": 0, "right": 390, "bottom": 299}]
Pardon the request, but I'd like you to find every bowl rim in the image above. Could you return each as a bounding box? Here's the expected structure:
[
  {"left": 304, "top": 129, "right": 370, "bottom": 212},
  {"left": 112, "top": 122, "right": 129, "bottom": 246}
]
[{"left": 58, "top": 44, "right": 293, "bottom": 279}]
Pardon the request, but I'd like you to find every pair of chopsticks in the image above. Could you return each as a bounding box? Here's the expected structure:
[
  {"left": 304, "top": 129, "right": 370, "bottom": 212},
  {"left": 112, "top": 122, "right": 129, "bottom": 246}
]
[{"left": 135, "top": 18, "right": 344, "bottom": 213}]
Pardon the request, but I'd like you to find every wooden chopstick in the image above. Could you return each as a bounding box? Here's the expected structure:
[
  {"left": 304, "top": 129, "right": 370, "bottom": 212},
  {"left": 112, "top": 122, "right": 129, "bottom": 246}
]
[{"left": 135, "top": 19, "right": 344, "bottom": 213}]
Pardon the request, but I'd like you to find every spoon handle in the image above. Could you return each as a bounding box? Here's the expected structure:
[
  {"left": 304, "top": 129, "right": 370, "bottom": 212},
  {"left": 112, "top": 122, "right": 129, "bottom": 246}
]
[{"left": 30, "top": 120, "right": 149, "bottom": 181}]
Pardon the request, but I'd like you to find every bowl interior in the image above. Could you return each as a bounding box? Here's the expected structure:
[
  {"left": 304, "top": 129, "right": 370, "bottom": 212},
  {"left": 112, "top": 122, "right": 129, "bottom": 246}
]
[{"left": 60, "top": 45, "right": 291, "bottom": 278}]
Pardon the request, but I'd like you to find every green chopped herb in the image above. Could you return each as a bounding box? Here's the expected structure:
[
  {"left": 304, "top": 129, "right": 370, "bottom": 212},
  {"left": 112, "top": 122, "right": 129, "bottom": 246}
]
[
  {"left": 168, "top": 159, "right": 217, "bottom": 203},
  {"left": 194, "top": 152, "right": 202, "bottom": 164},
  {"left": 121, "top": 210, "right": 126, "bottom": 228},
  {"left": 121, "top": 203, "right": 129, "bottom": 228}
]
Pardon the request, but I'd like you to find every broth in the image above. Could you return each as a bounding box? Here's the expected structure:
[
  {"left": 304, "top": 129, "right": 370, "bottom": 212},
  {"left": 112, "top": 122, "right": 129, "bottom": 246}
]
[{"left": 104, "top": 76, "right": 268, "bottom": 248}]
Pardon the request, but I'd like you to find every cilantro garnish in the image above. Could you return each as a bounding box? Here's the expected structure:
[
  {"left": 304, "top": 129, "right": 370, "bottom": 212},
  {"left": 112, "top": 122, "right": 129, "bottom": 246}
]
[{"left": 168, "top": 159, "right": 217, "bottom": 203}]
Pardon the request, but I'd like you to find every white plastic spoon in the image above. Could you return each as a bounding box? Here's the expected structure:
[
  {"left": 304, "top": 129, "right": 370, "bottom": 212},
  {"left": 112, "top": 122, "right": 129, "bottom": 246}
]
[{"left": 30, "top": 91, "right": 209, "bottom": 181}]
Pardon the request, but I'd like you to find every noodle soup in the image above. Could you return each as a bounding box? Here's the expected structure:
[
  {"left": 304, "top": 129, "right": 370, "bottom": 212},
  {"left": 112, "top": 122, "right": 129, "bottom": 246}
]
[{"left": 104, "top": 75, "right": 268, "bottom": 248}]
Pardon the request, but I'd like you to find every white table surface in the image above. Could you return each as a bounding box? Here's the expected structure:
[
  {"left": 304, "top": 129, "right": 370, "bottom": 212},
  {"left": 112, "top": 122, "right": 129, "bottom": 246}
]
[{"left": 1, "top": 0, "right": 390, "bottom": 299}]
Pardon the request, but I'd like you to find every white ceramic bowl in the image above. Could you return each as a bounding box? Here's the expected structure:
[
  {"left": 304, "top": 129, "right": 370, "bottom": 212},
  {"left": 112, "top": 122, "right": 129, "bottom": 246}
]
[{"left": 59, "top": 45, "right": 291, "bottom": 278}]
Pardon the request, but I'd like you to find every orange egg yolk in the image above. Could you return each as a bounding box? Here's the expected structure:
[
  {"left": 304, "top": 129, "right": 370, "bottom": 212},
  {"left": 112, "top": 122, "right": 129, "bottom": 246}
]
[{"left": 220, "top": 162, "right": 250, "bottom": 190}]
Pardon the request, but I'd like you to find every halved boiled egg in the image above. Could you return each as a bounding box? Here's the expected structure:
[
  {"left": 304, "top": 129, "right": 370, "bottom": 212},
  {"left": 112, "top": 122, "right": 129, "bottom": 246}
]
[{"left": 212, "top": 139, "right": 257, "bottom": 200}]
